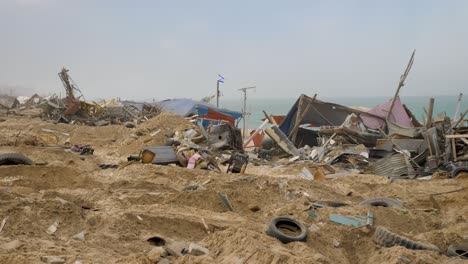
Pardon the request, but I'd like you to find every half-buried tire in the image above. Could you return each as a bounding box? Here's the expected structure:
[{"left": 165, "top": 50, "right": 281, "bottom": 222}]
[
  {"left": 373, "top": 226, "right": 440, "bottom": 252},
  {"left": 446, "top": 244, "right": 468, "bottom": 259},
  {"left": 359, "top": 198, "right": 403, "bottom": 208},
  {"left": 267, "top": 216, "right": 307, "bottom": 243},
  {"left": 0, "top": 153, "right": 34, "bottom": 166}
]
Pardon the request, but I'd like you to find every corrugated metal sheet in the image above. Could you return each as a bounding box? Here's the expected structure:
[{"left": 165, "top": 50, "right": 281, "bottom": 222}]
[
  {"left": 371, "top": 153, "right": 415, "bottom": 179},
  {"left": 361, "top": 97, "right": 414, "bottom": 129},
  {"left": 142, "top": 146, "right": 178, "bottom": 164}
]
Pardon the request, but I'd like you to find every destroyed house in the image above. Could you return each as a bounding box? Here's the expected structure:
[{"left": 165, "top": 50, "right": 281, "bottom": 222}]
[{"left": 279, "top": 94, "right": 385, "bottom": 147}]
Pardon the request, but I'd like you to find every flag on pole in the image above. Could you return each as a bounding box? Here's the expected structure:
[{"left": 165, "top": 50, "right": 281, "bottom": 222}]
[{"left": 217, "top": 74, "right": 225, "bottom": 83}]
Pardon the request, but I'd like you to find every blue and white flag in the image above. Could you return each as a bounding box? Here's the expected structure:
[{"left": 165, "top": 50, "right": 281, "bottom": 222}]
[{"left": 217, "top": 74, "right": 225, "bottom": 83}]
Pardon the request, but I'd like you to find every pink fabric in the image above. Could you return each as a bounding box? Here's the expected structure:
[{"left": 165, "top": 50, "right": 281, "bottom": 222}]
[
  {"left": 361, "top": 97, "right": 414, "bottom": 129},
  {"left": 187, "top": 153, "right": 202, "bottom": 169}
]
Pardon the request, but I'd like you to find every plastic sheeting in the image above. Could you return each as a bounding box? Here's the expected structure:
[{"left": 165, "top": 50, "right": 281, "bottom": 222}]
[{"left": 361, "top": 97, "right": 414, "bottom": 129}]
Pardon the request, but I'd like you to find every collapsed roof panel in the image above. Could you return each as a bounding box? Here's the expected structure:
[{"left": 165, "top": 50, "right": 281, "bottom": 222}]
[
  {"left": 361, "top": 96, "right": 415, "bottom": 129},
  {"left": 279, "top": 94, "right": 383, "bottom": 136}
]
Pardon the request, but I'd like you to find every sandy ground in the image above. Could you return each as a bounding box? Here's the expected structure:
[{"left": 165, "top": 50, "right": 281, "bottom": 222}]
[{"left": 0, "top": 113, "right": 467, "bottom": 264}]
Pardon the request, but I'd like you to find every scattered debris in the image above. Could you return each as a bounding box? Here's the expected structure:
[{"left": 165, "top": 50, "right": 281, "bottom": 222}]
[
  {"left": 165, "top": 242, "right": 188, "bottom": 257},
  {"left": 226, "top": 152, "right": 249, "bottom": 174},
  {"left": 141, "top": 146, "right": 178, "bottom": 165},
  {"left": 70, "top": 145, "right": 94, "bottom": 155},
  {"left": 0, "top": 217, "right": 8, "bottom": 232},
  {"left": 187, "top": 243, "right": 210, "bottom": 256},
  {"left": 330, "top": 213, "right": 372, "bottom": 228},
  {"left": 40, "top": 256, "right": 66, "bottom": 264},
  {"left": 46, "top": 222, "right": 58, "bottom": 235},
  {"left": 98, "top": 164, "right": 119, "bottom": 169},
  {"left": 72, "top": 231, "right": 86, "bottom": 241},
  {"left": 308, "top": 224, "right": 320, "bottom": 232},
  {"left": 217, "top": 192, "right": 234, "bottom": 211},
  {"left": 208, "top": 123, "right": 243, "bottom": 151},
  {"left": 201, "top": 218, "right": 211, "bottom": 234}
]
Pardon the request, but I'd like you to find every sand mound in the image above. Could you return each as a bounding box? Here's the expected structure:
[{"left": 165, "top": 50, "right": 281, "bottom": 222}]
[
  {"left": 118, "top": 112, "right": 196, "bottom": 156},
  {"left": 135, "top": 112, "right": 194, "bottom": 137}
]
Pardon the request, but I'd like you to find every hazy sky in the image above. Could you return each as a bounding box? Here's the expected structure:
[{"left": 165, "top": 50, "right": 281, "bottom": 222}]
[{"left": 1, "top": 0, "right": 467, "bottom": 101}]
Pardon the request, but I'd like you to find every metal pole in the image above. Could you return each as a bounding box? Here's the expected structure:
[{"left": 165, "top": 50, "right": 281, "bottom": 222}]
[
  {"left": 238, "top": 86, "right": 256, "bottom": 139},
  {"left": 216, "top": 81, "right": 220, "bottom": 108}
]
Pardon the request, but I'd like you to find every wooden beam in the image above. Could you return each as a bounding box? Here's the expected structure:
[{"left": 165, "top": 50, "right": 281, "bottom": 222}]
[
  {"left": 290, "top": 94, "right": 317, "bottom": 142},
  {"left": 445, "top": 134, "right": 468, "bottom": 139},
  {"left": 425, "top": 97, "right": 435, "bottom": 128},
  {"left": 386, "top": 50, "right": 416, "bottom": 120}
]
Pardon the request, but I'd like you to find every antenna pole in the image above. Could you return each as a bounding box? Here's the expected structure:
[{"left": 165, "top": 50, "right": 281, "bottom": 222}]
[
  {"left": 239, "top": 86, "right": 256, "bottom": 139},
  {"left": 216, "top": 81, "right": 220, "bottom": 107}
]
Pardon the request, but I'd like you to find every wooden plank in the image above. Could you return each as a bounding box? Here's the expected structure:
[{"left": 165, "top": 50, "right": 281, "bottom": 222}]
[
  {"left": 425, "top": 97, "right": 435, "bottom": 128},
  {"left": 264, "top": 125, "right": 301, "bottom": 156},
  {"left": 445, "top": 134, "right": 468, "bottom": 139},
  {"left": 291, "top": 94, "right": 316, "bottom": 142},
  {"left": 217, "top": 192, "right": 233, "bottom": 211},
  {"left": 452, "top": 138, "right": 457, "bottom": 161}
]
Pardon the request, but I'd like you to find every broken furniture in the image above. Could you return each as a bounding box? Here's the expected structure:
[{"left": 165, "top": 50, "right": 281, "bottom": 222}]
[{"left": 226, "top": 152, "right": 249, "bottom": 174}]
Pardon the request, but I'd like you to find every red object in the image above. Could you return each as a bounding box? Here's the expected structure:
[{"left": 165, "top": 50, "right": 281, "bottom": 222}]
[
  {"left": 261, "top": 115, "right": 286, "bottom": 125},
  {"left": 250, "top": 130, "right": 265, "bottom": 148},
  {"left": 200, "top": 108, "right": 235, "bottom": 125}
]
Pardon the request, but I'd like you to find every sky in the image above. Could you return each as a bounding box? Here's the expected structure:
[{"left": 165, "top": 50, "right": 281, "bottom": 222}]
[{"left": 1, "top": 0, "right": 467, "bottom": 101}]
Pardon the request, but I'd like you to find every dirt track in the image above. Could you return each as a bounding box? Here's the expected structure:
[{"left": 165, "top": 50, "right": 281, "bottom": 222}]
[{"left": 0, "top": 114, "right": 467, "bottom": 264}]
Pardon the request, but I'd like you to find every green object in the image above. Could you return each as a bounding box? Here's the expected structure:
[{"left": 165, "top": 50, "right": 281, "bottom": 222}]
[
  {"left": 217, "top": 192, "right": 233, "bottom": 211},
  {"left": 308, "top": 211, "right": 318, "bottom": 218},
  {"left": 329, "top": 213, "right": 367, "bottom": 227},
  {"left": 311, "top": 203, "right": 325, "bottom": 208}
]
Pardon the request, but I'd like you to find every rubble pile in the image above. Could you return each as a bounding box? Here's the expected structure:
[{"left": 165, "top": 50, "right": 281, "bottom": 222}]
[{"left": 0, "top": 58, "right": 467, "bottom": 263}]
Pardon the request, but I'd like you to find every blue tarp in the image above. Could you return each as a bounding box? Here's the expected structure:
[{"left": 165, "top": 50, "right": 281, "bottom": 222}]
[{"left": 156, "top": 98, "right": 242, "bottom": 119}]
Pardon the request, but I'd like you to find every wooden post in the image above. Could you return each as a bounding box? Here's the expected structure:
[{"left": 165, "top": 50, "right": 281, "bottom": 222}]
[
  {"left": 263, "top": 110, "right": 277, "bottom": 125},
  {"left": 426, "top": 98, "right": 434, "bottom": 128},
  {"left": 451, "top": 138, "right": 457, "bottom": 161},
  {"left": 290, "top": 94, "right": 317, "bottom": 142},
  {"left": 453, "top": 93, "right": 463, "bottom": 121},
  {"left": 386, "top": 50, "right": 415, "bottom": 120}
]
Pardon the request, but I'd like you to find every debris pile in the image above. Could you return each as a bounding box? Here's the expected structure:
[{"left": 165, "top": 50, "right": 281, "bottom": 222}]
[{"left": 0, "top": 52, "right": 467, "bottom": 263}]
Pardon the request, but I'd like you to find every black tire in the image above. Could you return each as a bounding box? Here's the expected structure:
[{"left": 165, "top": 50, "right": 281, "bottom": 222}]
[
  {"left": 451, "top": 167, "right": 468, "bottom": 178},
  {"left": 0, "top": 153, "right": 34, "bottom": 166},
  {"left": 359, "top": 198, "right": 403, "bottom": 208},
  {"left": 446, "top": 244, "right": 468, "bottom": 259},
  {"left": 267, "top": 216, "right": 307, "bottom": 243},
  {"left": 373, "top": 226, "right": 440, "bottom": 252}
]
